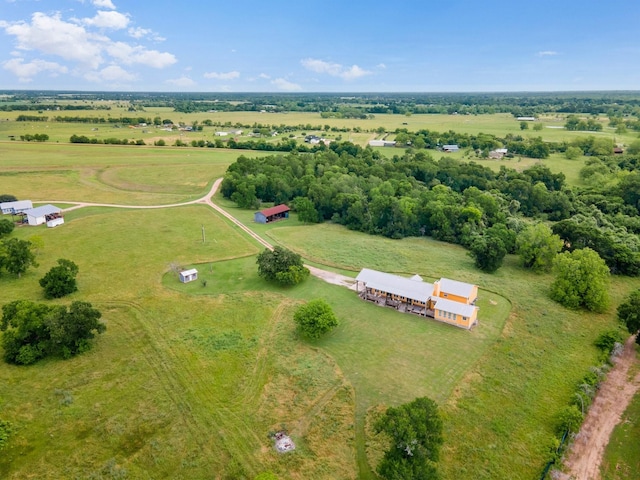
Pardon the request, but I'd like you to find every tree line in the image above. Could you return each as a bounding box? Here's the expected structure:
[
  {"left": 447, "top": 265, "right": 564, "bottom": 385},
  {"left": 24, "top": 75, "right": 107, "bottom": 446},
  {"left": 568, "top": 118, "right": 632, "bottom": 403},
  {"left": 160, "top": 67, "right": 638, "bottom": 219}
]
[{"left": 221, "top": 145, "right": 640, "bottom": 276}]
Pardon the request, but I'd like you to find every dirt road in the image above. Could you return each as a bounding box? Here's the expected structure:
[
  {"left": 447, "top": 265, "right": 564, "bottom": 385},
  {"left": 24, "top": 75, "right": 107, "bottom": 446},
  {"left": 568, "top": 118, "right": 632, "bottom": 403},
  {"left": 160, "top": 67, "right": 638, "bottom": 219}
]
[
  {"left": 560, "top": 335, "right": 640, "bottom": 480},
  {"left": 42, "top": 178, "right": 356, "bottom": 289}
]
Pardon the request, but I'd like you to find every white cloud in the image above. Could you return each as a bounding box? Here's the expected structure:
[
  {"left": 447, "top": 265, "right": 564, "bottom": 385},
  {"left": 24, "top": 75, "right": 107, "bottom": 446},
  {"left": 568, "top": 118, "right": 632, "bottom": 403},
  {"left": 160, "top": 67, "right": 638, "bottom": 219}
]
[
  {"left": 1, "top": 10, "right": 176, "bottom": 78},
  {"left": 92, "top": 0, "right": 116, "bottom": 9},
  {"left": 127, "top": 26, "right": 164, "bottom": 41},
  {"left": 271, "top": 78, "right": 302, "bottom": 91},
  {"left": 258, "top": 73, "right": 270, "bottom": 79},
  {"left": 341, "top": 65, "right": 370, "bottom": 80},
  {"left": 91, "top": 64, "right": 137, "bottom": 82},
  {"left": 81, "top": 10, "right": 130, "bottom": 30},
  {"left": 203, "top": 70, "right": 240, "bottom": 80},
  {"left": 301, "top": 57, "right": 372, "bottom": 80},
  {"left": 537, "top": 51, "right": 559, "bottom": 57},
  {"left": 377, "top": 63, "right": 387, "bottom": 69},
  {"left": 4, "top": 12, "right": 105, "bottom": 69},
  {"left": 166, "top": 76, "right": 196, "bottom": 87},
  {"left": 3, "top": 57, "right": 67, "bottom": 82}
]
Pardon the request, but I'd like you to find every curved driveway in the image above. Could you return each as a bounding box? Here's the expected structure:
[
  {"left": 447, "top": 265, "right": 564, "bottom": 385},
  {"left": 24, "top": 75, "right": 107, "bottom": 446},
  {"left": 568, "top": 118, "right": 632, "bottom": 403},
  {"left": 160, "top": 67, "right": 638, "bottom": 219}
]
[{"left": 39, "top": 178, "right": 356, "bottom": 288}]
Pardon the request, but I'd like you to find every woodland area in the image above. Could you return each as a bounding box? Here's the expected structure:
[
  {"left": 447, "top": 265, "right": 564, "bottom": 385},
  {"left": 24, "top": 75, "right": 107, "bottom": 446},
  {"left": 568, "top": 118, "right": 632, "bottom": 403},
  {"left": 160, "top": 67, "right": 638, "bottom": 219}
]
[{"left": 221, "top": 145, "right": 640, "bottom": 276}]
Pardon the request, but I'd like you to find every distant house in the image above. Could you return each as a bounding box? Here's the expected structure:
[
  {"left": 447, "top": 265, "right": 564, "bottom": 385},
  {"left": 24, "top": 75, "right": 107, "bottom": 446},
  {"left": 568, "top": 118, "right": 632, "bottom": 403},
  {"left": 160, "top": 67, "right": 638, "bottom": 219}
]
[
  {"left": 215, "top": 131, "right": 229, "bottom": 136},
  {"left": 489, "top": 148, "right": 508, "bottom": 159},
  {"left": 355, "top": 268, "right": 479, "bottom": 329},
  {"left": 254, "top": 204, "right": 290, "bottom": 224},
  {"left": 369, "top": 139, "right": 397, "bottom": 147},
  {"left": 517, "top": 116, "right": 536, "bottom": 121},
  {"left": 1, "top": 200, "right": 33, "bottom": 215},
  {"left": 23, "top": 204, "right": 62, "bottom": 226},
  {"left": 442, "top": 144, "right": 459, "bottom": 152},
  {"left": 179, "top": 268, "right": 198, "bottom": 283}
]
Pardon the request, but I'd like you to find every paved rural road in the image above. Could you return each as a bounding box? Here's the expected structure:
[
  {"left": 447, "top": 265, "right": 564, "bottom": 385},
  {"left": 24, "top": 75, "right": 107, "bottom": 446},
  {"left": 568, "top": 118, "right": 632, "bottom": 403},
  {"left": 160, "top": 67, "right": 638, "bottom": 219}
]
[{"left": 40, "top": 178, "right": 357, "bottom": 289}]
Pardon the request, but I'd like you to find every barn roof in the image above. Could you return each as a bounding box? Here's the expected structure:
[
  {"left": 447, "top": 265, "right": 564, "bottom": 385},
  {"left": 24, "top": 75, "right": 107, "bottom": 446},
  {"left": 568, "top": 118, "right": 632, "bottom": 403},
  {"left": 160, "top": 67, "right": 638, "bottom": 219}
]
[
  {"left": 25, "top": 204, "right": 61, "bottom": 217},
  {"left": 259, "top": 204, "right": 290, "bottom": 216},
  {"left": 1, "top": 200, "right": 32, "bottom": 211},
  {"left": 433, "top": 298, "right": 477, "bottom": 317},
  {"left": 437, "top": 278, "right": 476, "bottom": 298},
  {"left": 356, "top": 268, "right": 434, "bottom": 301}
]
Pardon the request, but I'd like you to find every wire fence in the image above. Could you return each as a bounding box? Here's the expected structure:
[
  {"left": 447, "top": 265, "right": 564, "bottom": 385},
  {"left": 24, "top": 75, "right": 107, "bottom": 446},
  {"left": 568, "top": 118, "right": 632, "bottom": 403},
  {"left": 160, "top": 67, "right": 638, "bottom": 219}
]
[{"left": 539, "top": 429, "right": 569, "bottom": 480}]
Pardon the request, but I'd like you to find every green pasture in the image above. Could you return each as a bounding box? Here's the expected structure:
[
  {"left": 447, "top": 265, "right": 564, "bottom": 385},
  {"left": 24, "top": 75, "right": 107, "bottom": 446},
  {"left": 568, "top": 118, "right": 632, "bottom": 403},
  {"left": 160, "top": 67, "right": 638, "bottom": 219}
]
[
  {"left": 1, "top": 114, "right": 639, "bottom": 479},
  {"left": 601, "top": 386, "right": 640, "bottom": 480}
]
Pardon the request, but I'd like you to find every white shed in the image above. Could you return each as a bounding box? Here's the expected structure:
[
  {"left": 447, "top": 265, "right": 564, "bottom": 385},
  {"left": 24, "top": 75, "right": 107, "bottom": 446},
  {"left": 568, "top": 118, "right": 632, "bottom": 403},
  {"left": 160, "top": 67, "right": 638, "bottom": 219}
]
[
  {"left": 24, "top": 204, "right": 62, "bottom": 226},
  {"left": 1, "top": 200, "right": 33, "bottom": 215},
  {"left": 179, "top": 268, "right": 198, "bottom": 283}
]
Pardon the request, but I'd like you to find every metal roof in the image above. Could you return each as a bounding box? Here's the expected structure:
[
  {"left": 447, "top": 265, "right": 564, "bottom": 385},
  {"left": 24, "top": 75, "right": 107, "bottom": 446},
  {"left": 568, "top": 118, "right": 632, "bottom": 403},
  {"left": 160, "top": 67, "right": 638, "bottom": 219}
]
[
  {"left": 356, "top": 268, "right": 433, "bottom": 301},
  {"left": 25, "top": 204, "right": 61, "bottom": 217},
  {"left": 180, "top": 268, "right": 198, "bottom": 276},
  {"left": 258, "top": 204, "right": 290, "bottom": 217},
  {"left": 433, "top": 298, "right": 477, "bottom": 317},
  {"left": 1, "top": 200, "right": 32, "bottom": 211},
  {"left": 437, "top": 278, "right": 476, "bottom": 298}
]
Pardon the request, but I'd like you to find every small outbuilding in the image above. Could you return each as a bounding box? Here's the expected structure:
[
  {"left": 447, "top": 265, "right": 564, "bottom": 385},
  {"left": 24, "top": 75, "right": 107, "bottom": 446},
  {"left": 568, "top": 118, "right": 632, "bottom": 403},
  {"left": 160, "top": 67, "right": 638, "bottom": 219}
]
[
  {"left": 24, "top": 204, "right": 62, "bottom": 226},
  {"left": 1, "top": 200, "right": 33, "bottom": 215},
  {"left": 254, "top": 204, "right": 290, "bottom": 224},
  {"left": 442, "top": 144, "right": 459, "bottom": 152},
  {"left": 179, "top": 268, "right": 198, "bottom": 283}
]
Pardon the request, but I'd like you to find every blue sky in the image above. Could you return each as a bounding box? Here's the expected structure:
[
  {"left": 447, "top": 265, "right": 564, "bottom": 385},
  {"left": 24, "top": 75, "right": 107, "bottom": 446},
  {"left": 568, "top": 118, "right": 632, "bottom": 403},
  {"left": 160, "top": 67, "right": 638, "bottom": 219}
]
[{"left": 1, "top": 0, "right": 639, "bottom": 92}]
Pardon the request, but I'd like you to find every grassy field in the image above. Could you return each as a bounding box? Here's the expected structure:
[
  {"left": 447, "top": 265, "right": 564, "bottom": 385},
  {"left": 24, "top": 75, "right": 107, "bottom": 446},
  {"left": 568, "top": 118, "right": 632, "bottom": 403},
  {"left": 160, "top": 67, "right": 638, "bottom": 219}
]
[
  {"left": 600, "top": 369, "right": 640, "bottom": 480},
  {"left": 1, "top": 114, "right": 639, "bottom": 479}
]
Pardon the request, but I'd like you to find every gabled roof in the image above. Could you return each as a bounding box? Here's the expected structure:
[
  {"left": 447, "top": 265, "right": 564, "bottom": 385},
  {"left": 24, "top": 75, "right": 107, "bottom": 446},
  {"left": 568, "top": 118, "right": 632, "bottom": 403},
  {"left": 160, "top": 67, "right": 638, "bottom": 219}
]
[
  {"left": 259, "top": 204, "right": 290, "bottom": 217},
  {"left": 438, "top": 278, "right": 476, "bottom": 298},
  {"left": 25, "top": 204, "right": 61, "bottom": 217},
  {"left": 356, "top": 268, "right": 433, "bottom": 301},
  {"left": 433, "top": 298, "right": 477, "bottom": 317},
  {"left": 1, "top": 200, "right": 32, "bottom": 211},
  {"left": 180, "top": 268, "right": 198, "bottom": 276}
]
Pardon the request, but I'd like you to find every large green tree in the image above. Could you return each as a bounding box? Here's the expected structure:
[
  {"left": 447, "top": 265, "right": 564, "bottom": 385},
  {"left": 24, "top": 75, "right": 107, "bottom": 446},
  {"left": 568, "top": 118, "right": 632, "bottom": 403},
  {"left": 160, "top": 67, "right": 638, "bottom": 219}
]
[
  {"left": 550, "top": 248, "right": 610, "bottom": 312},
  {"left": 39, "top": 259, "right": 79, "bottom": 299},
  {"left": 516, "top": 223, "right": 563, "bottom": 272},
  {"left": 0, "top": 238, "right": 38, "bottom": 278},
  {"left": 1, "top": 300, "right": 105, "bottom": 364},
  {"left": 374, "top": 397, "right": 443, "bottom": 480},
  {"left": 0, "top": 219, "right": 14, "bottom": 237},
  {"left": 617, "top": 289, "right": 640, "bottom": 336},
  {"left": 469, "top": 234, "right": 506, "bottom": 273},
  {"left": 293, "top": 299, "right": 339, "bottom": 339},
  {"left": 256, "top": 246, "right": 309, "bottom": 286}
]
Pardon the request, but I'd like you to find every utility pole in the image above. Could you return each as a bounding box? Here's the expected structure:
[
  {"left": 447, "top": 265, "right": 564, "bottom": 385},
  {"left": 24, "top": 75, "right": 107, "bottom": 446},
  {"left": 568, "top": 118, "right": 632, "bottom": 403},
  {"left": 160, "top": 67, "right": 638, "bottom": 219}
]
[{"left": 201, "top": 224, "right": 206, "bottom": 244}]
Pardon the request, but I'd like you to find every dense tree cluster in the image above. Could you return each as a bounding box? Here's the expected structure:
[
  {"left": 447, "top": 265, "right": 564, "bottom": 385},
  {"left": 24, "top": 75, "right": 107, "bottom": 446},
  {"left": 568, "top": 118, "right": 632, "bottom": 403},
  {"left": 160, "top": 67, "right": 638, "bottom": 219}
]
[
  {"left": 0, "top": 238, "right": 38, "bottom": 278},
  {"left": 19, "top": 133, "right": 49, "bottom": 142},
  {"left": 1, "top": 300, "right": 105, "bottom": 365},
  {"left": 374, "top": 397, "right": 444, "bottom": 480},
  {"left": 223, "top": 145, "right": 640, "bottom": 275},
  {"left": 70, "top": 135, "right": 145, "bottom": 145},
  {"left": 550, "top": 248, "right": 610, "bottom": 312},
  {"left": 39, "top": 259, "right": 79, "bottom": 299},
  {"left": 256, "top": 247, "right": 309, "bottom": 286},
  {"left": 617, "top": 290, "right": 640, "bottom": 340}
]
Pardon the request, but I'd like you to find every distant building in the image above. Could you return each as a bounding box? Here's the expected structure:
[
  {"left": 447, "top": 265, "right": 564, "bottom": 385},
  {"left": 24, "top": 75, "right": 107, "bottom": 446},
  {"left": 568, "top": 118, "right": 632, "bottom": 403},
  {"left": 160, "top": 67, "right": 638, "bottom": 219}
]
[
  {"left": 369, "top": 139, "right": 397, "bottom": 147},
  {"left": 442, "top": 144, "right": 459, "bottom": 152},
  {"left": 23, "top": 204, "right": 62, "bottom": 226},
  {"left": 1, "top": 200, "right": 33, "bottom": 215},
  {"left": 179, "top": 268, "right": 198, "bottom": 283},
  {"left": 517, "top": 116, "right": 536, "bottom": 121},
  {"left": 489, "top": 148, "right": 508, "bottom": 159},
  {"left": 254, "top": 204, "right": 290, "bottom": 224}
]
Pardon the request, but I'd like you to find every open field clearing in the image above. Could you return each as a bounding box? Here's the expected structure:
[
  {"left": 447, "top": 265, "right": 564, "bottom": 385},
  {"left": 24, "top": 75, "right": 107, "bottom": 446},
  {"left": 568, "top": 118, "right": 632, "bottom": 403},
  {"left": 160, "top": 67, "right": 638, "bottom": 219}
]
[{"left": 601, "top": 387, "right": 640, "bottom": 479}]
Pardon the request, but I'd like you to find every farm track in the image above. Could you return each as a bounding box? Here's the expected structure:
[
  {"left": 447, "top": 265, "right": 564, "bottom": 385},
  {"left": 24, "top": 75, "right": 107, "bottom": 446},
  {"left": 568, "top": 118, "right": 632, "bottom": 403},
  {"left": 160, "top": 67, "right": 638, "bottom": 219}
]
[
  {"left": 100, "top": 298, "right": 266, "bottom": 474},
  {"left": 42, "top": 179, "right": 365, "bottom": 475}
]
